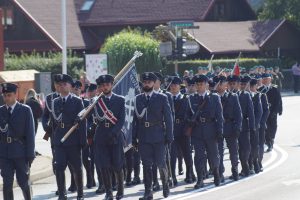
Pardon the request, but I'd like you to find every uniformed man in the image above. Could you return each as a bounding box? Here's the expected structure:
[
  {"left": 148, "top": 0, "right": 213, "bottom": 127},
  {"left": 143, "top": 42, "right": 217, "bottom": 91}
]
[
  {"left": 0, "top": 83, "right": 35, "bottom": 200},
  {"left": 133, "top": 72, "right": 173, "bottom": 199},
  {"left": 185, "top": 74, "right": 223, "bottom": 189},
  {"left": 42, "top": 75, "right": 61, "bottom": 195},
  {"left": 249, "top": 78, "right": 263, "bottom": 174},
  {"left": 93, "top": 74, "right": 125, "bottom": 200},
  {"left": 153, "top": 72, "right": 174, "bottom": 189},
  {"left": 169, "top": 76, "right": 195, "bottom": 186},
  {"left": 183, "top": 76, "right": 196, "bottom": 95},
  {"left": 52, "top": 74, "right": 87, "bottom": 200},
  {"left": 258, "top": 73, "right": 282, "bottom": 152},
  {"left": 216, "top": 75, "right": 242, "bottom": 181},
  {"left": 72, "top": 80, "right": 95, "bottom": 188},
  {"left": 237, "top": 75, "right": 255, "bottom": 177}
]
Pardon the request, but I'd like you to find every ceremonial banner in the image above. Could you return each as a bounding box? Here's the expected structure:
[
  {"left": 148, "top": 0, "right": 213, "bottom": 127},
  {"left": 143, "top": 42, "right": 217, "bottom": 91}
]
[
  {"left": 85, "top": 54, "right": 108, "bottom": 83},
  {"left": 113, "top": 63, "right": 140, "bottom": 152}
]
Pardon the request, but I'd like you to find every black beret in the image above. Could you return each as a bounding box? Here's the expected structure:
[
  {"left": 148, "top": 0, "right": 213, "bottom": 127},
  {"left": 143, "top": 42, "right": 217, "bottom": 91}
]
[
  {"left": 193, "top": 74, "right": 209, "bottom": 83},
  {"left": 215, "top": 75, "right": 227, "bottom": 83},
  {"left": 87, "top": 83, "right": 97, "bottom": 92},
  {"left": 55, "top": 74, "right": 73, "bottom": 85},
  {"left": 96, "top": 74, "right": 114, "bottom": 85},
  {"left": 185, "top": 77, "right": 195, "bottom": 86},
  {"left": 170, "top": 76, "right": 182, "bottom": 85},
  {"left": 72, "top": 80, "right": 82, "bottom": 88},
  {"left": 153, "top": 72, "right": 164, "bottom": 82},
  {"left": 250, "top": 78, "right": 258, "bottom": 86},
  {"left": 208, "top": 79, "right": 216, "bottom": 88},
  {"left": 141, "top": 72, "right": 157, "bottom": 82},
  {"left": 240, "top": 75, "right": 251, "bottom": 83},
  {"left": 227, "top": 75, "right": 240, "bottom": 82},
  {"left": 1, "top": 83, "right": 18, "bottom": 93}
]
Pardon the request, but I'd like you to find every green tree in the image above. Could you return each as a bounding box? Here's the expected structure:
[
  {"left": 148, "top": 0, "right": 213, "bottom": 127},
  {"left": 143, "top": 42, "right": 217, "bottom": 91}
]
[
  {"left": 100, "top": 29, "right": 163, "bottom": 75},
  {"left": 259, "top": 0, "right": 300, "bottom": 27}
]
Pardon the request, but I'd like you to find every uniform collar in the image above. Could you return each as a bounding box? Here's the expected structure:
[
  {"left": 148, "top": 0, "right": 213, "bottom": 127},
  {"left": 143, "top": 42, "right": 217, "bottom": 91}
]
[
  {"left": 144, "top": 90, "right": 154, "bottom": 98},
  {"left": 61, "top": 93, "right": 71, "bottom": 101},
  {"left": 173, "top": 92, "right": 181, "bottom": 99},
  {"left": 6, "top": 101, "right": 17, "bottom": 113},
  {"left": 104, "top": 93, "right": 113, "bottom": 100},
  {"left": 197, "top": 91, "right": 208, "bottom": 97}
]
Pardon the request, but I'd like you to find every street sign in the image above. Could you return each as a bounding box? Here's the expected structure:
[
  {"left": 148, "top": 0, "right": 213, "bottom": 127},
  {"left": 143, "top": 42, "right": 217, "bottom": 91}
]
[
  {"left": 183, "top": 41, "right": 200, "bottom": 55},
  {"left": 159, "top": 41, "right": 173, "bottom": 57},
  {"left": 169, "top": 21, "right": 194, "bottom": 28}
]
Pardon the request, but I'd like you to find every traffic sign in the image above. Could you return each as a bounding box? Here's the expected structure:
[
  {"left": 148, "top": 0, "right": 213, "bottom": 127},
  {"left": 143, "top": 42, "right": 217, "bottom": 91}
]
[
  {"left": 169, "top": 21, "right": 194, "bottom": 28},
  {"left": 183, "top": 41, "right": 200, "bottom": 55},
  {"left": 159, "top": 41, "right": 173, "bottom": 57}
]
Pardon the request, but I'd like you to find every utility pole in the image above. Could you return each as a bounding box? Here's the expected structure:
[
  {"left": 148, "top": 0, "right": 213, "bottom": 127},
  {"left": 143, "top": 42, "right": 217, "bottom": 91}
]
[
  {"left": 0, "top": 9, "right": 4, "bottom": 71},
  {"left": 62, "top": 0, "right": 67, "bottom": 74}
]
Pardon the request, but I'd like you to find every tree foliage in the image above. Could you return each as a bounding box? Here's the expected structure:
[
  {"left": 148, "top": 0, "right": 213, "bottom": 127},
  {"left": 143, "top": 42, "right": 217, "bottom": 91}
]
[
  {"left": 100, "top": 28, "right": 163, "bottom": 75},
  {"left": 259, "top": 0, "right": 300, "bottom": 27}
]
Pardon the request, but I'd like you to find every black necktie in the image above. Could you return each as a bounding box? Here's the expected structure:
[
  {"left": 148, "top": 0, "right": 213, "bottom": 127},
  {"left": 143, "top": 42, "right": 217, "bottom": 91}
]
[
  {"left": 62, "top": 98, "right": 66, "bottom": 105},
  {"left": 173, "top": 96, "right": 176, "bottom": 102},
  {"left": 199, "top": 96, "right": 204, "bottom": 104},
  {"left": 7, "top": 107, "right": 12, "bottom": 118}
]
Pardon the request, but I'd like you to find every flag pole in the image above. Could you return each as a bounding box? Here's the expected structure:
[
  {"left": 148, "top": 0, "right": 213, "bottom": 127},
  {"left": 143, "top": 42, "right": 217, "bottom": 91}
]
[
  {"left": 62, "top": 0, "right": 67, "bottom": 74},
  {"left": 61, "top": 51, "right": 143, "bottom": 143}
]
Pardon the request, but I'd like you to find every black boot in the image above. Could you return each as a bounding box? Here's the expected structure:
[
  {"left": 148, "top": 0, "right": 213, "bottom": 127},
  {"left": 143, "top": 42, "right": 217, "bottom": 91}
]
[
  {"left": 213, "top": 168, "right": 220, "bottom": 186},
  {"left": 86, "top": 168, "right": 94, "bottom": 189},
  {"left": 152, "top": 167, "right": 160, "bottom": 192},
  {"left": 101, "top": 168, "right": 113, "bottom": 200},
  {"left": 116, "top": 170, "right": 124, "bottom": 200},
  {"left": 3, "top": 187, "right": 14, "bottom": 200},
  {"left": 22, "top": 185, "right": 32, "bottom": 200},
  {"left": 132, "top": 164, "right": 141, "bottom": 185},
  {"left": 159, "top": 168, "right": 170, "bottom": 198},
  {"left": 253, "top": 160, "right": 260, "bottom": 174},
  {"left": 178, "top": 157, "right": 184, "bottom": 175},
  {"left": 240, "top": 162, "right": 250, "bottom": 177},
  {"left": 230, "top": 166, "right": 239, "bottom": 181},
  {"left": 184, "top": 166, "right": 193, "bottom": 183},
  {"left": 95, "top": 184, "right": 105, "bottom": 194},
  {"left": 56, "top": 170, "right": 67, "bottom": 200},
  {"left": 139, "top": 167, "right": 153, "bottom": 200},
  {"left": 194, "top": 170, "right": 204, "bottom": 189},
  {"left": 74, "top": 170, "right": 84, "bottom": 200},
  {"left": 68, "top": 170, "right": 77, "bottom": 192}
]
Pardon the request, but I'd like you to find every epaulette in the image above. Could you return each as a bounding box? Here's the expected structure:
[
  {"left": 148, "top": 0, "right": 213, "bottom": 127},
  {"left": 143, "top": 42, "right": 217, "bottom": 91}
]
[{"left": 272, "top": 84, "right": 278, "bottom": 88}]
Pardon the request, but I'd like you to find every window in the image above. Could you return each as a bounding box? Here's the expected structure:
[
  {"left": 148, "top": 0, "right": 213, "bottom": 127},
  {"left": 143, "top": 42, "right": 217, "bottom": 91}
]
[
  {"left": 1, "top": 7, "right": 14, "bottom": 27},
  {"left": 80, "top": 0, "right": 95, "bottom": 12},
  {"left": 214, "top": 3, "right": 225, "bottom": 20}
]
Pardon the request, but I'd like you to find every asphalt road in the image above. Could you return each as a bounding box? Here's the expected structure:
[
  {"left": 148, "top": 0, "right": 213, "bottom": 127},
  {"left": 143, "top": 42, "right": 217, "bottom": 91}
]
[{"left": 8, "top": 95, "right": 300, "bottom": 200}]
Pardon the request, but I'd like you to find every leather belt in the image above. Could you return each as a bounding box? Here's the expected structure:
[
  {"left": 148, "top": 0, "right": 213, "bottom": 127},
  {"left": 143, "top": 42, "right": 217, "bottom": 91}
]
[
  {"left": 198, "top": 117, "right": 215, "bottom": 123},
  {"left": 139, "top": 121, "right": 163, "bottom": 128},
  {"left": 59, "top": 123, "right": 73, "bottom": 128},
  {"left": 98, "top": 121, "right": 113, "bottom": 128},
  {"left": 175, "top": 119, "right": 183, "bottom": 124},
  {"left": 0, "top": 135, "right": 25, "bottom": 144},
  {"left": 224, "top": 118, "right": 235, "bottom": 123}
]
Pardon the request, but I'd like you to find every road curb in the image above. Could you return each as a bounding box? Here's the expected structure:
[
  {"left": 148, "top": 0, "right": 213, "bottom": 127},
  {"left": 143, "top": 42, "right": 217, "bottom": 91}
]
[{"left": 0, "top": 156, "right": 53, "bottom": 190}]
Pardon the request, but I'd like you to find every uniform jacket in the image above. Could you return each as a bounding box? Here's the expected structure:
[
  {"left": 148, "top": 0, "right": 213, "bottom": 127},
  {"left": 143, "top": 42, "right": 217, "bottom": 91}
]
[
  {"left": 52, "top": 94, "right": 87, "bottom": 146},
  {"left": 251, "top": 92, "right": 263, "bottom": 130},
  {"left": 185, "top": 92, "right": 224, "bottom": 140},
  {"left": 173, "top": 93, "right": 189, "bottom": 138},
  {"left": 133, "top": 92, "right": 173, "bottom": 144},
  {"left": 42, "top": 92, "right": 60, "bottom": 132},
  {"left": 0, "top": 102, "right": 35, "bottom": 159},
  {"left": 220, "top": 92, "right": 242, "bottom": 136},
  {"left": 260, "top": 93, "right": 270, "bottom": 129},
  {"left": 94, "top": 93, "right": 125, "bottom": 145},
  {"left": 238, "top": 90, "right": 255, "bottom": 131},
  {"left": 258, "top": 85, "right": 282, "bottom": 116}
]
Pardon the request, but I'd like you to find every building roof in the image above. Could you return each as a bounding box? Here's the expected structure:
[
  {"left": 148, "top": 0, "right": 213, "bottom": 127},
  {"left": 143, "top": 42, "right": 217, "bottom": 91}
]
[
  {"left": 187, "top": 20, "right": 285, "bottom": 54},
  {"left": 77, "top": 0, "right": 215, "bottom": 26},
  {"left": 0, "top": 70, "right": 39, "bottom": 82},
  {"left": 13, "top": 0, "right": 93, "bottom": 50}
]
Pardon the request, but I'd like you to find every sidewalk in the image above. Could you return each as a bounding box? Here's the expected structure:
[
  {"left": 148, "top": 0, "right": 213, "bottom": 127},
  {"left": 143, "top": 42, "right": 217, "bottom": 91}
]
[
  {"left": 281, "top": 90, "right": 300, "bottom": 97},
  {"left": 0, "top": 155, "right": 53, "bottom": 190}
]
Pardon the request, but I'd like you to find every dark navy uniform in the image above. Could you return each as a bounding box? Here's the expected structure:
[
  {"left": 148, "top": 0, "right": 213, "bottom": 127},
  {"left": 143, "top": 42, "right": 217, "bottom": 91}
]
[
  {"left": 52, "top": 74, "right": 87, "bottom": 200},
  {"left": 94, "top": 75, "right": 125, "bottom": 200},
  {"left": 0, "top": 83, "right": 35, "bottom": 200},
  {"left": 258, "top": 73, "right": 282, "bottom": 152},
  {"left": 185, "top": 75, "right": 223, "bottom": 188},
  {"left": 218, "top": 77, "right": 242, "bottom": 181},
  {"left": 237, "top": 79, "right": 255, "bottom": 177},
  {"left": 133, "top": 72, "right": 173, "bottom": 199},
  {"left": 249, "top": 90, "right": 263, "bottom": 173}
]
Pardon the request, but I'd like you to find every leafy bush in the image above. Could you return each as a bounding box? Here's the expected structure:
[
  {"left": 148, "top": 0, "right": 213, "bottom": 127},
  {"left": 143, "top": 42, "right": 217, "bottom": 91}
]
[{"left": 100, "top": 29, "right": 163, "bottom": 75}]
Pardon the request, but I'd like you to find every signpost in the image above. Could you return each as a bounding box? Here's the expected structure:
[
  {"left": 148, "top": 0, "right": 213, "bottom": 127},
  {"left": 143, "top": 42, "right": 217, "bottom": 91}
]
[{"left": 183, "top": 41, "right": 200, "bottom": 55}]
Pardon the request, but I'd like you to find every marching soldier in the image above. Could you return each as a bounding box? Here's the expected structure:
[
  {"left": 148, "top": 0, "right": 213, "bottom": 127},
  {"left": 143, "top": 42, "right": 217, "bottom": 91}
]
[
  {"left": 249, "top": 78, "right": 263, "bottom": 174},
  {"left": 0, "top": 83, "right": 35, "bottom": 200},
  {"left": 185, "top": 74, "right": 223, "bottom": 189},
  {"left": 42, "top": 75, "right": 61, "bottom": 195},
  {"left": 133, "top": 72, "right": 173, "bottom": 199},
  {"left": 93, "top": 74, "right": 125, "bottom": 200},
  {"left": 169, "top": 76, "right": 195, "bottom": 186},
  {"left": 259, "top": 73, "right": 282, "bottom": 152},
  {"left": 237, "top": 75, "right": 255, "bottom": 177},
  {"left": 52, "top": 74, "right": 87, "bottom": 200},
  {"left": 216, "top": 75, "right": 242, "bottom": 181}
]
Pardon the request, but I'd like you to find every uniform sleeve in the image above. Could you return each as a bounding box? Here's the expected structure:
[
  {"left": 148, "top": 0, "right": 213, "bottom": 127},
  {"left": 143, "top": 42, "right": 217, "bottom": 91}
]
[
  {"left": 111, "top": 97, "right": 125, "bottom": 137},
  {"left": 233, "top": 95, "right": 242, "bottom": 131},
  {"left": 247, "top": 94, "right": 256, "bottom": 131},
  {"left": 25, "top": 106, "right": 36, "bottom": 159},
  {"left": 163, "top": 96, "right": 174, "bottom": 142},
  {"left": 260, "top": 93, "right": 270, "bottom": 129},
  {"left": 77, "top": 100, "right": 87, "bottom": 146},
  {"left": 215, "top": 95, "right": 224, "bottom": 134},
  {"left": 42, "top": 98, "right": 50, "bottom": 131},
  {"left": 255, "top": 95, "right": 263, "bottom": 130}
]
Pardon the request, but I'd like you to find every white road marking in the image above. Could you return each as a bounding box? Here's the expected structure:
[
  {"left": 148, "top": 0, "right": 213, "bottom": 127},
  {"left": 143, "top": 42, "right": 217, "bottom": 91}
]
[{"left": 167, "top": 144, "right": 288, "bottom": 200}]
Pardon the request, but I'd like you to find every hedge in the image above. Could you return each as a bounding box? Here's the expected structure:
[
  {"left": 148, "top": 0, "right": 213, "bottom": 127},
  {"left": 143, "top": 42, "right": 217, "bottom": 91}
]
[{"left": 4, "top": 52, "right": 84, "bottom": 78}]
